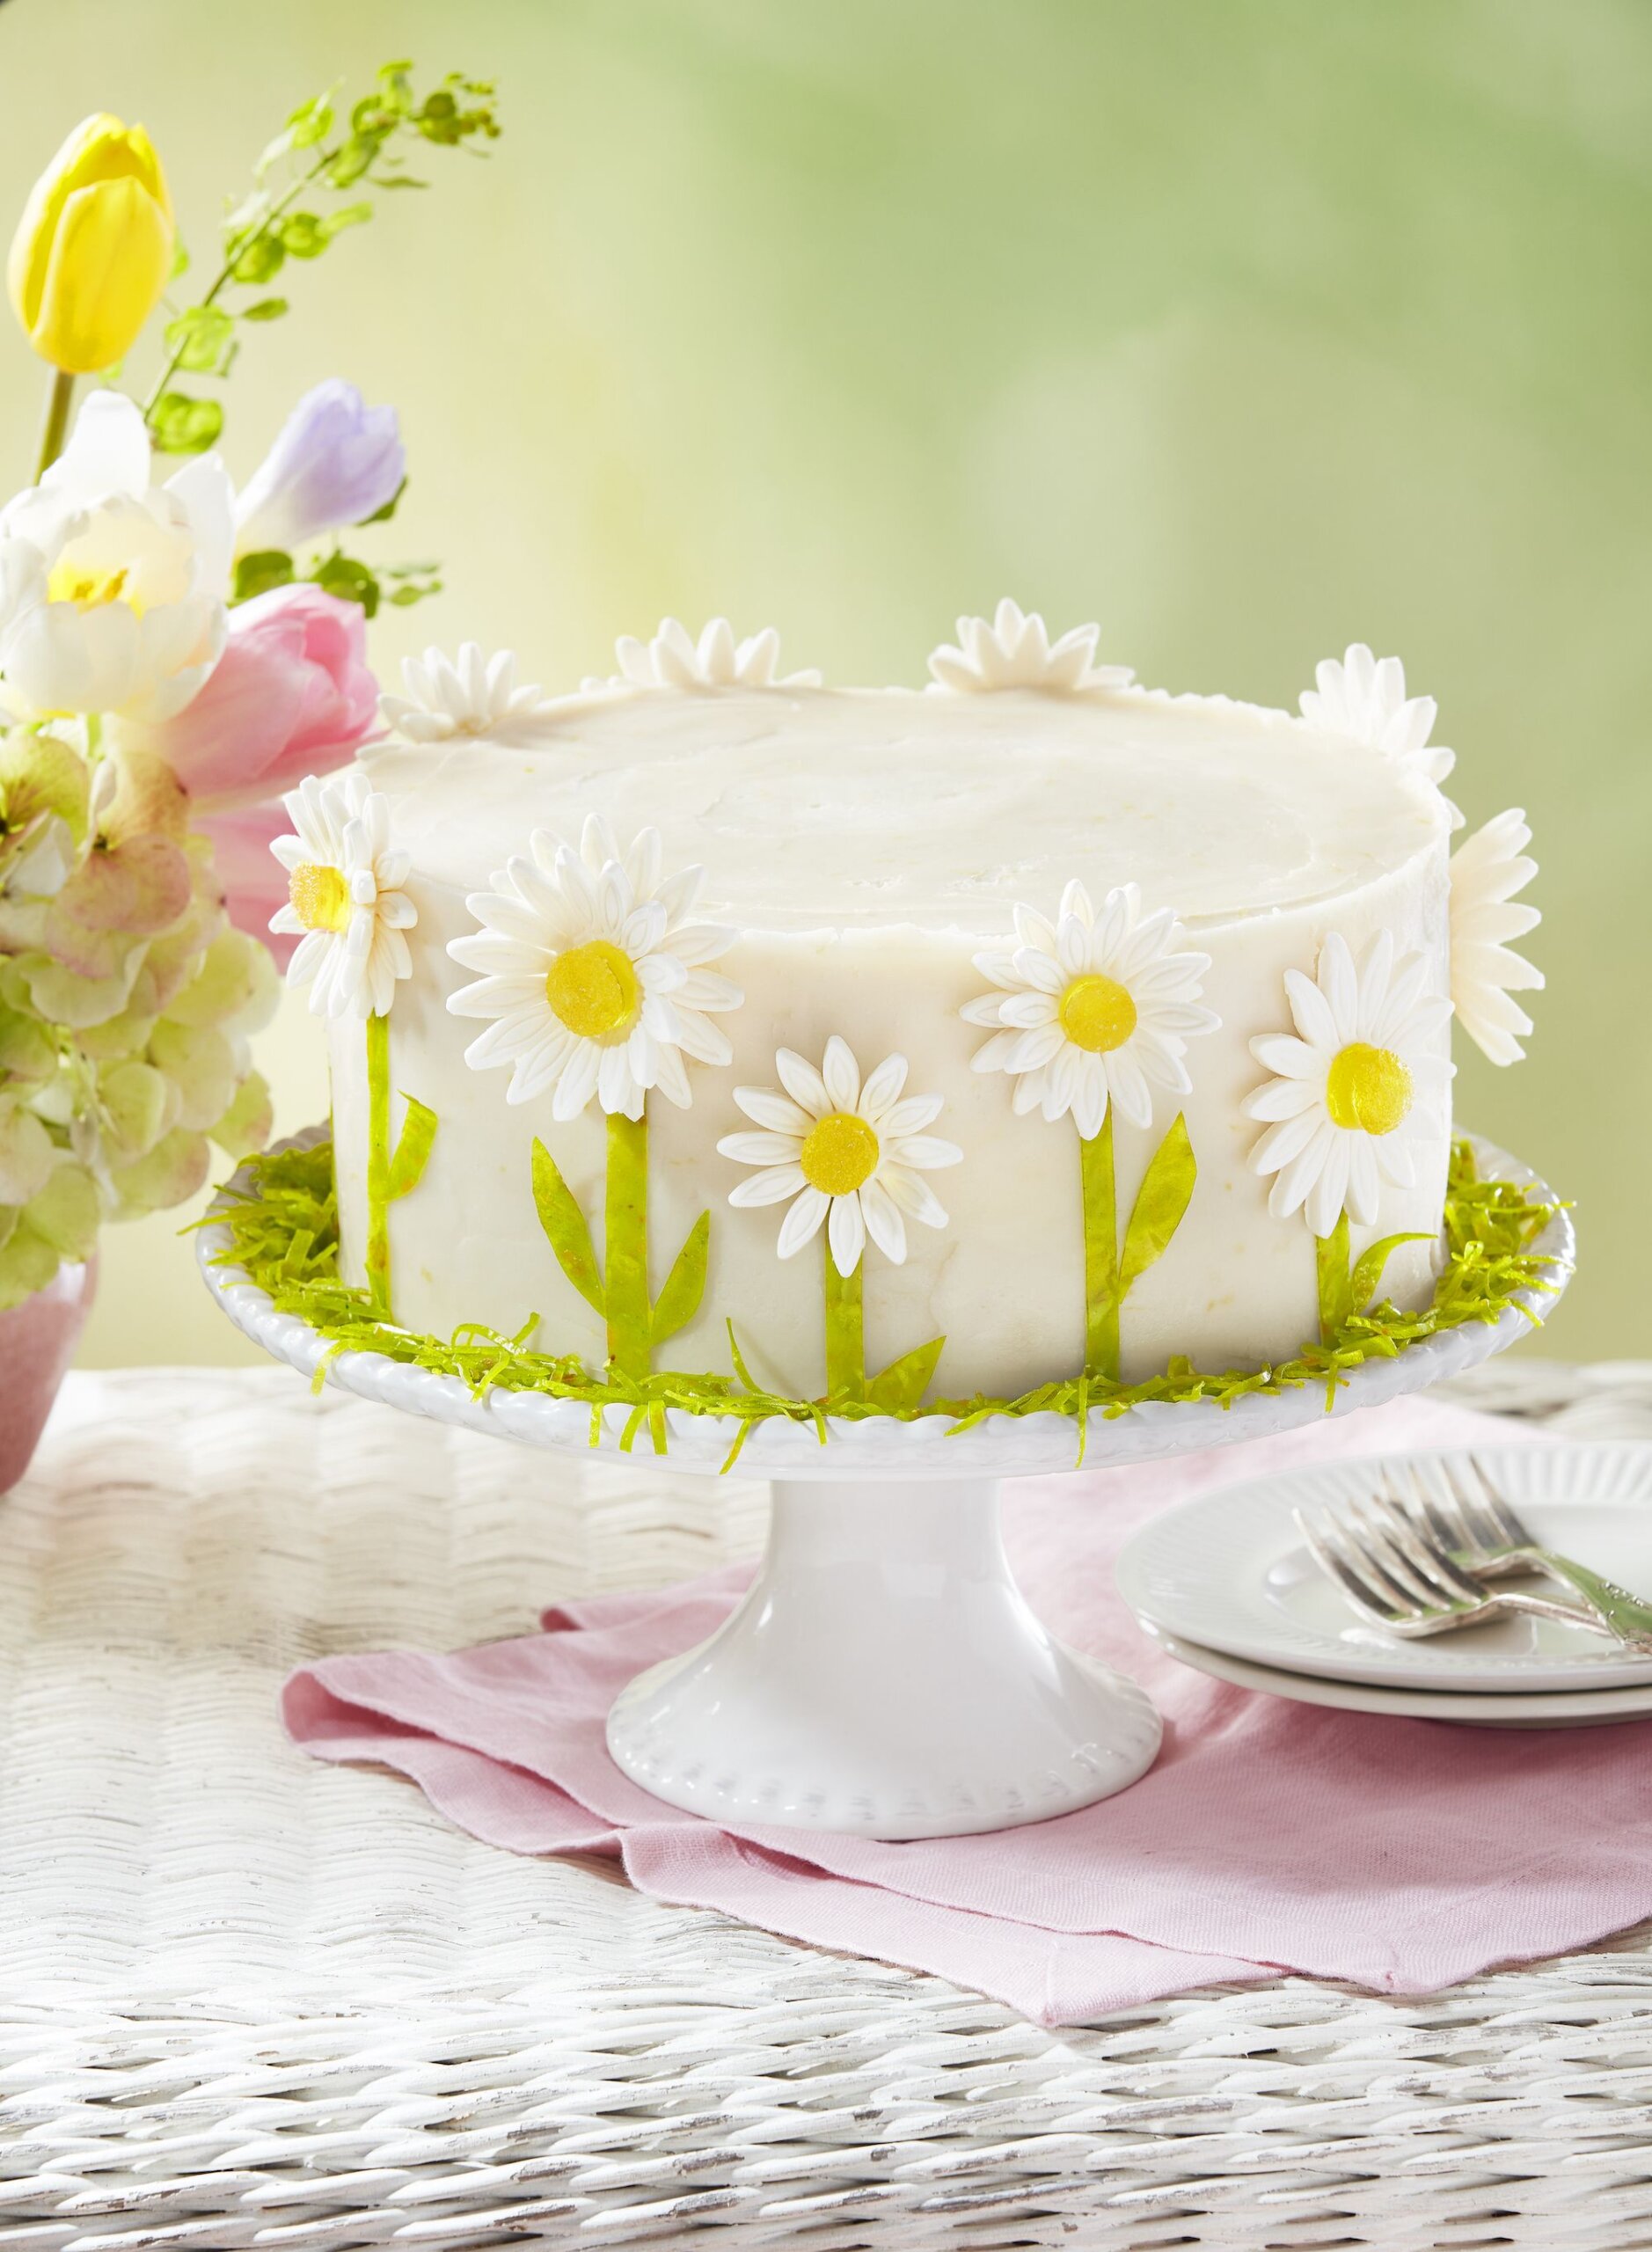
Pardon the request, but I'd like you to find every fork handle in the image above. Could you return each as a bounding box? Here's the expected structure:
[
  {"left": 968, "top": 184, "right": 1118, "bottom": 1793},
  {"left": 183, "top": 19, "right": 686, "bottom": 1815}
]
[{"left": 1508, "top": 1546, "right": 1652, "bottom": 1655}]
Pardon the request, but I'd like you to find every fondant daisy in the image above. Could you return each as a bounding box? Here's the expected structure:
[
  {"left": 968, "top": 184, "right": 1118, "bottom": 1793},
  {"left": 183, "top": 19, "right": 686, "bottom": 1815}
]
[
  {"left": 446, "top": 817, "right": 742, "bottom": 1118},
  {"left": 1450, "top": 808, "right": 1542, "bottom": 1066},
  {"left": 268, "top": 771, "right": 416, "bottom": 1020},
  {"left": 1298, "top": 643, "right": 1455, "bottom": 788},
  {"left": 1244, "top": 929, "right": 1453, "bottom": 1237},
  {"left": 963, "top": 881, "right": 1219, "bottom": 1138},
  {"left": 584, "top": 617, "right": 820, "bottom": 694},
  {"left": 719, "top": 1037, "right": 961, "bottom": 1277},
  {"left": 927, "top": 598, "right": 1134, "bottom": 696},
  {"left": 379, "top": 643, "right": 558, "bottom": 746}
]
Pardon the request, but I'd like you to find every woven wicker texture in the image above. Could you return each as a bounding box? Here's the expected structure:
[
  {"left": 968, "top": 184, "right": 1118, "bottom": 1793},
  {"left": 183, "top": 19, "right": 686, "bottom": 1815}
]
[{"left": 3, "top": 1361, "right": 1651, "bottom": 2249}]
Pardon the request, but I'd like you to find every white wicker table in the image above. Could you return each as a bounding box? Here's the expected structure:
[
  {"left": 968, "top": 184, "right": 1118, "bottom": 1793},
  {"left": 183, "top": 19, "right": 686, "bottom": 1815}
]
[{"left": 3, "top": 1362, "right": 1651, "bottom": 2251}]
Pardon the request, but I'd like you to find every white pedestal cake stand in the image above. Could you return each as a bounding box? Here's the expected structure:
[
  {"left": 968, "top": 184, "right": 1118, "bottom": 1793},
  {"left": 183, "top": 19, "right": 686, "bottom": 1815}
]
[{"left": 198, "top": 1127, "right": 1571, "bottom": 1841}]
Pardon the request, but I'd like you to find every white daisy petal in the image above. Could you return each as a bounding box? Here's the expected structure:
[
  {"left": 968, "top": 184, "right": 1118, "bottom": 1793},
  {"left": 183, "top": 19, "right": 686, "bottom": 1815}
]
[
  {"left": 776, "top": 1184, "right": 830, "bottom": 1259},
  {"left": 858, "top": 1176, "right": 908, "bottom": 1264},
  {"left": 827, "top": 1189, "right": 866, "bottom": 1277},
  {"left": 727, "top": 1163, "right": 808, "bottom": 1208}
]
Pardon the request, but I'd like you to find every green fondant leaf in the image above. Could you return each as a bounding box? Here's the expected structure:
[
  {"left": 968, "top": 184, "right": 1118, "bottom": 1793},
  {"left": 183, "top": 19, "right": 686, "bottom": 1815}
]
[
  {"left": 1315, "top": 1210, "right": 1352, "bottom": 1342},
  {"left": 388, "top": 1093, "right": 436, "bottom": 1202},
  {"left": 1119, "top": 1113, "right": 1196, "bottom": 1296},
  {"left": 651, "top": 1209, "right": 710, "bottom": 1346},
  {"left": 867, "top": 1334, "right": 946, "bottom": 1414},
  {"left": 1348, "top": 1230, "right": 1432, "bottom": 1318},
  {"left": 530, "top": 1137, "right": 606, "bottom": 1316}
]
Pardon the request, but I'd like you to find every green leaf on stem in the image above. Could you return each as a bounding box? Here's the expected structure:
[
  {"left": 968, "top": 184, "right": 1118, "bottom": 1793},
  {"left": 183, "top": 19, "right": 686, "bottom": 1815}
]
[
  {"left": 1119, "top": 1111, "right": 1197, "bottom": 1295},
  {"left": 530, "top": 1137, "right": 606, "bottom": 1316},
  {"left": 232, "top": 550, "right": 296, "bottom": 603},
  {"left": 279, "top": 212, "right": 329, "bottom": 259},
  {"left": 150, "top": 392, "right": 225, "bottom": 455},
  {"left": 239, "top": 296, "right": 289, "bottom": 322},
  {"left": 1348, "top": 1230, "right": 1432, "bottom": 1316},
  {"left": 866, "top": 1334, "right": 946, "bottom": 1413},
  {"left": 1315, "top": 1211, "right": 1352, "bottom": 1342},
  {"left": 163, "top": 305, "right": 234, "bottom": 373},
  {"left": 307, "top": 552, "right": 380, "bottom": 616},
  {"left": 650, "top": 1210, "right": 709, "bottom": 1345},
  {"left": 230, "top": 232, "right": 285, "bottom": 285},
  {"left": 387, "top": 1094, "right": 437, "bottom": 1202}
]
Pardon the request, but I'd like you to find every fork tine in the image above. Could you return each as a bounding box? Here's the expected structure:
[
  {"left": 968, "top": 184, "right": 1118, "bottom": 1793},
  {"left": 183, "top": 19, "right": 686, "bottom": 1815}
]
[
  {"left": 1439, "top": 1459, "right": 1509, "bottom": 1555},
  {"left": 1294, "top": 1509, "right": 1399, "bottom": 1624},
  {"left": 1332, "top": 1505, "right": 1430, "bottom": 1619},
  {"left": 1465, "top": 1453, "right": 1531, "bottom": 1547},
  {"left": 1395, "top": 1461, "right": 1468, "bottom": 1559},
  {"left": 1419, "top": 1459, "right": 1491, "bottom": 1560},
  {"left": 1322, "top": 1524, "right": 1418, "bottom": 1623},
  {"left": 1347, "top": 1497, "right": 1456, "bottom": 1612},
  {"left": 1380, "top": 1489, "right": 1486, "bottom": 1605}
]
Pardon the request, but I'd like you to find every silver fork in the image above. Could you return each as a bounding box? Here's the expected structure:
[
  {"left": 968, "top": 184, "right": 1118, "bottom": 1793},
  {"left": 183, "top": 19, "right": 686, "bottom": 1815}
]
[
  {"left": 1294, "top": 1492, "right": 1607, "bottom": 1643},
  {"left": 1400, "top": 1456, "right": 1652, "bottom": 1656}
]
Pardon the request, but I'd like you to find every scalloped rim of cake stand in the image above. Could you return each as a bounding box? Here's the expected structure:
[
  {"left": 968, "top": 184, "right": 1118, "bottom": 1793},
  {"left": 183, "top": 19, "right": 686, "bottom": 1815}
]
[{"left": 196, "top": 1125, "right": 1572, "bottom": 1483}]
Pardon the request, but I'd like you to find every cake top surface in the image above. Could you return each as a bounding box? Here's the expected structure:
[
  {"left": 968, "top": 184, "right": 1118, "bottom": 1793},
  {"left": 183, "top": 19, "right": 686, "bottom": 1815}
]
[{"left": 366, "top": 684, "right": 1447, "bottom": 936}]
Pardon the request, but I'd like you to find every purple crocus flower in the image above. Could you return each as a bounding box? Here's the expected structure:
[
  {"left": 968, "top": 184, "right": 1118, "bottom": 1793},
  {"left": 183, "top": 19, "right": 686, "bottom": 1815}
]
[{"left": 233, "top": 380, "right": 405, "bottom": 555}]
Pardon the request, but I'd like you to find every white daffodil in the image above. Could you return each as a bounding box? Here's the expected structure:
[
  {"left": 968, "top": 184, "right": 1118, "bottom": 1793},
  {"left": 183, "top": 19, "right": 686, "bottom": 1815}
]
[
  {"left": 268, "top": 771, "right": 417, "bottom": 1020},
  {"left": 1450, "top": 808, "right": 1542, "bottom": 1066},
  {"left": 1298, "top": 642, "right": 1454, "bottom": 789},
  {"left": 963, "top": 881, "right": 1219, "bottom": 1138},
  {"left": 379, "top": 642, "right": 559, "bottom": 746},
  {"left": 0, "top": 391, "right": 232, "bottom": 724},
  {"left": 926, "top": 597, "right": 1134, "bottom": 695},
  {"left": 446, "top": 816, "right": 742, "bottom": 1118},
  {"left": 582, "top": 616, "right": 820, "bottom": 694},
  {"left": 719, "top": 1036, "right": 960, "bottom": 1277},
  {"left": 1244, "top": 929, "right": 1453, "bottom": 1237}
]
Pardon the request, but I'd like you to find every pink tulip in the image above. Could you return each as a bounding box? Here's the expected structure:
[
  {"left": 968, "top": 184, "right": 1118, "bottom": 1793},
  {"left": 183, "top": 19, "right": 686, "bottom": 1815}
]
[
  {"left": 133, "top": 583, "right": 379, "bottom": 815},
  {"left": 196, "top": 799, "right": 303, "bottom": 964}
]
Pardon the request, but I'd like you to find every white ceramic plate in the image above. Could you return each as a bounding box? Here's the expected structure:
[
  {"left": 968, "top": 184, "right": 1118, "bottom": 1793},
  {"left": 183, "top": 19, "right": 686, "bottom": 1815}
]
[
  {"left": 1144, "top": 1627, "right": 1652, "bottom": 1729},
  {"left": 1115, "top": 1443, "right": 1652, "bottom": 1693}
]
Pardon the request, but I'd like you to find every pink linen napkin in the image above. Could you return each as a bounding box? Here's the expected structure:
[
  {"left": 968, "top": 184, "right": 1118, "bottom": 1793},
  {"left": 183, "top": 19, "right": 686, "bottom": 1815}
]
[{"left": 283, "top": 1394, "right": 1652, "bottom": 2026}]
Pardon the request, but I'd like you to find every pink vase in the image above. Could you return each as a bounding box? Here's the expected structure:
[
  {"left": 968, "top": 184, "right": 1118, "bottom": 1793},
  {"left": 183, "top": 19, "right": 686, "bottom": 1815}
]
[{"left": 0, "top": 1257, "right": 96, "bottom": 1495}]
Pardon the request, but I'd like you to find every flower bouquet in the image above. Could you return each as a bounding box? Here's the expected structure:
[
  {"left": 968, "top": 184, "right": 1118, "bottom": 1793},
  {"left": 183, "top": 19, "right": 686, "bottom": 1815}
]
[{"left": 0, "top": 62, "right": 500, "bottom": 1486}]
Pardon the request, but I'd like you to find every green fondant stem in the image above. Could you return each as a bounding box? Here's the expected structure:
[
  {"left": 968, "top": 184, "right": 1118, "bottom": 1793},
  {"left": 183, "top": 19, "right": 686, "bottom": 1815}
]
[
  {"left": 822, "top": 1242, "right": 865, "bottom": 1400},
  {"left": 604, "top": 1109, "right": 652, "bottom": 1382},
  {"left": 364, "top": 1009, "right": 392, "bottom": 1318},
  {"left": 1081, "top": 1112, "right": 1120, "bottom": 1380},
  {"left": 1316, "top": 1216, "right": 1347, "bottom": 1344}
]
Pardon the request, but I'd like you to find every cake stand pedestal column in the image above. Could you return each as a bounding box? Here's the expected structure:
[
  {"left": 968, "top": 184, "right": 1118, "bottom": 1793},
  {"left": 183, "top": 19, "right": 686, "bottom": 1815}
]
[{"left": 603, "top": 1473, "right": 1163, "bottom": 1840}]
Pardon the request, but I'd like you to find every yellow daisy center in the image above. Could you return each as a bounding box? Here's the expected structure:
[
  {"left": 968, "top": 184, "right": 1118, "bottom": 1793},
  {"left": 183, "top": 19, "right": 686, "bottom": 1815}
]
[
  {"left": 288, "top": 862, "right": 352, "bottom": 934},
  {"left": 1058, "top": 973, "right": 1137, "bottom": 1054},
  {"left": 1325, "top": 1042, "right": 1412, "bottom": 1136},
  {"left": 799, "top": 1111, "right": 880, "bottom": 1196},
  {"left": 47, "top": 560, "right": 142, "bottom": 615},
  {"left": 546, "top": 939, "right": 640, "bottom": 1042}
]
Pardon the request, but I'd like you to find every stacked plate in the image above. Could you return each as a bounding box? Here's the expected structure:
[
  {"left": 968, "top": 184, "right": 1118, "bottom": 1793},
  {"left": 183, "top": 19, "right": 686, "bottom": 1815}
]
[{"left": 1115, "top": 1444, "right": 1652, "bottom": 1728}]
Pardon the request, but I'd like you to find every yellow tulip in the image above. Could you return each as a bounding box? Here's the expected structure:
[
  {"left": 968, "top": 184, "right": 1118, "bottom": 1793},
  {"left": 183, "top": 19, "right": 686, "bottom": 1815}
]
[{"left": 7, "top": 113, "right": 174, "bottom": 374}]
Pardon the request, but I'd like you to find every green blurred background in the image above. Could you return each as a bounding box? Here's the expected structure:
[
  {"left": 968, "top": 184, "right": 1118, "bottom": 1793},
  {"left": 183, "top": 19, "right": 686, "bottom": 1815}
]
[{"left": 0, "top": 0, "right": 1645, "bottom": 1365}]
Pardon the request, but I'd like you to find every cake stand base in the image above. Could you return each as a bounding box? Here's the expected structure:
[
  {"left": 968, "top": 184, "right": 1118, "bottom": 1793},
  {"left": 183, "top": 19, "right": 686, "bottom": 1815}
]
[{"left": 604, "top": 1475, "right": 1162, "bottom": 1839}]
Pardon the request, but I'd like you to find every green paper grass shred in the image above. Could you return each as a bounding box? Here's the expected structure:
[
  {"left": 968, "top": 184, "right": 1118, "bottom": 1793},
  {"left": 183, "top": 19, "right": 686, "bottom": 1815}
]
[{"left": 211, "top": 1137, "right": 1563, "bottom": 1464}]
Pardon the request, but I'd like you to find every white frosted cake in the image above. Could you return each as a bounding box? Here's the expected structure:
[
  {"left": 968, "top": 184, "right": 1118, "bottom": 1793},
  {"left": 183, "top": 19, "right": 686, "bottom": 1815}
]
[{"left": 270, "top": 607, "right": 1544, "bottom": 1417}]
